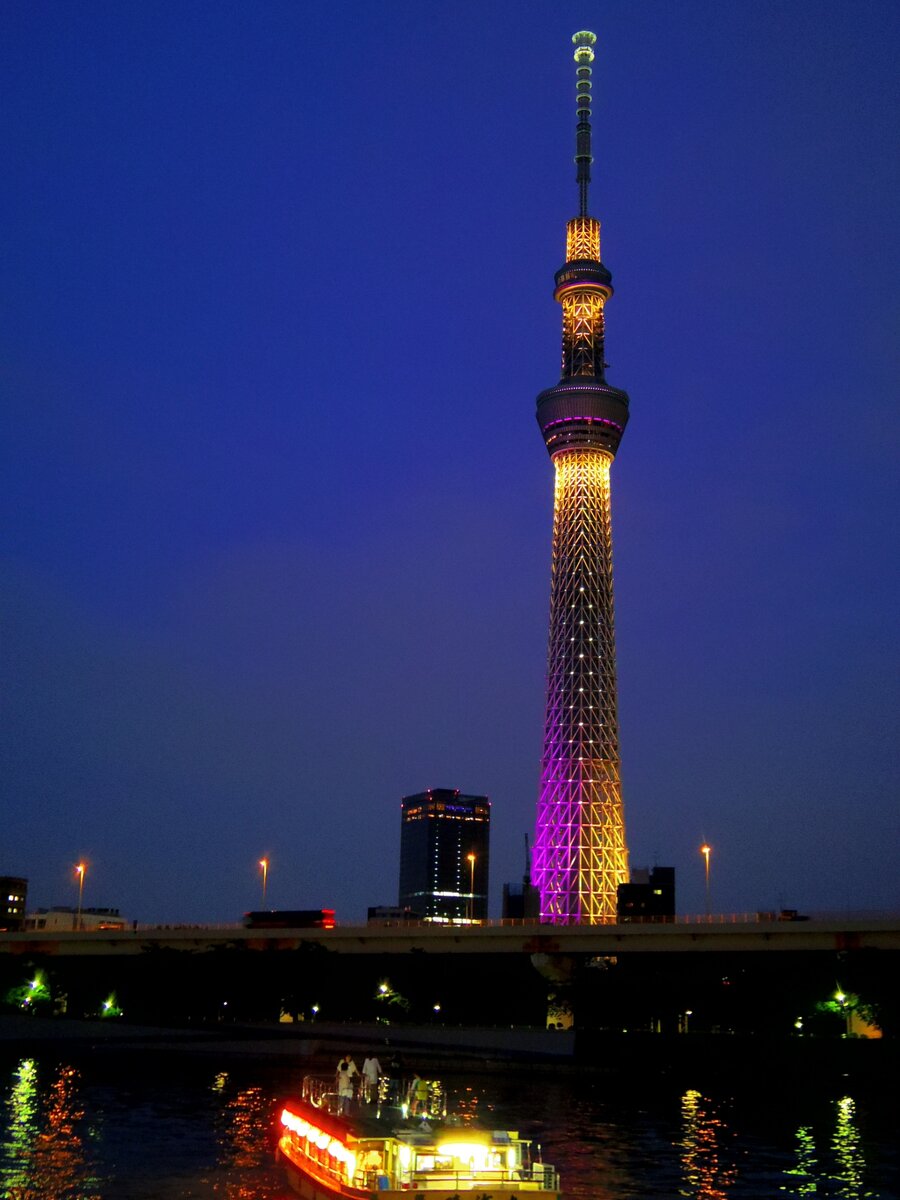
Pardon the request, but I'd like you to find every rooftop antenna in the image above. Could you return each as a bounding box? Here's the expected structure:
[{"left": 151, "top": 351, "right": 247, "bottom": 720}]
[{"left": 572, "top": 30, "right": 597, "bottom": 217}]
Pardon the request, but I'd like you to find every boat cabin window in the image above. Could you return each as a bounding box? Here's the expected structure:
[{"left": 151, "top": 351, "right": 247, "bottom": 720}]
[
  {"left": 415, "top": 1150, "right": 505, "bottom": 1173},
  {"left": 415, "top": 1154, "right": 452, "bottom": 1172}
]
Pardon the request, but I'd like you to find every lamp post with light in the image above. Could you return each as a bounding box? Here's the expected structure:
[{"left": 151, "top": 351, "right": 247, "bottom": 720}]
[
  {"left": 834, "top": 990, "right": 851, "bottom": 1038},
  {"left": 700, "top": 844, "right": 711, "bottom": 918},
  {"left": 467, "top": 853, "right": 476, "bottom": 922},
  {"left": 259, "top": 858, "right": 269, "bottom": 907},
  {"left": 74, "top": 862, "right": 86, "bottom": 931}
]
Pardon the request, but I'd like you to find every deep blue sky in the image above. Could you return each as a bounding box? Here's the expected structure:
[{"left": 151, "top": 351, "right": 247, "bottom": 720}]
[{"left": 3, "top": 1, "right": 898, "bottom": 924}]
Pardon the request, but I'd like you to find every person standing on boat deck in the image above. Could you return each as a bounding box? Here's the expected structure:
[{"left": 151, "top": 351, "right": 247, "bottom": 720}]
[
  {"left": 336, "top": 1054, "right": 358, "bottom": 1114},
  {"left": 408, "top": 1072, "right": 429, "bottom": 1117},
  {"left": 386, "top": 1049, "right": 404, "bottom": 1105},
  {"left": 361, "top": 1052, "right": 382, "bottom": 1103}
]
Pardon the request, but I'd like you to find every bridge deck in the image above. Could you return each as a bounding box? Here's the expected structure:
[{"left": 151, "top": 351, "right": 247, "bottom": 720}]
[{"left": 1, "top": 916, "right": 897, "bottom": 956}]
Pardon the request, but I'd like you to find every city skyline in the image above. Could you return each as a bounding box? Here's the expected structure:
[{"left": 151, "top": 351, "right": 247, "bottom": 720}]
[{"left": 3, "top": 2, "right": 898, "bottom": 924}]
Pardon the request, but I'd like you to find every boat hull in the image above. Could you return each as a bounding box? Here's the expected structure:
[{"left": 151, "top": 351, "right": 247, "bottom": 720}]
[
  {"left": 278, "top": 1141, "right": 562, "bottom": 1199},
  {"left": 278, "top": 1144, "right": 365, "bottom": 1199}
]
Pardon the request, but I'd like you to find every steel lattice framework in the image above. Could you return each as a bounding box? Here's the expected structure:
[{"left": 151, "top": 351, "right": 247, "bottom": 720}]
[
  {"left": 532, "top": 450, "right": 628, "bottom": 922},
  {"left": 561, "top": 291, "right": 606, "bottom": 378},
  {"left": 532, "top": 31, "right": 632, "bottom": 923}
]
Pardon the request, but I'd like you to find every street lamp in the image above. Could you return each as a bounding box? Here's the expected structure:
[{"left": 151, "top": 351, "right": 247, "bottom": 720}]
[
  {"left": 74, "top": 862, "right": 86, "bottom": 930},
  {"left": 700, "top": 844, "right": 711, "bottom": 918},
  {"left": 834, "top": 989, "right": 851, "bottom": 1038},
  {"left": 466, "top": 853, "right": 476, "bottom": 922},
  {"left": 259, "top": 858, "right": 269, "bottom": 906}
]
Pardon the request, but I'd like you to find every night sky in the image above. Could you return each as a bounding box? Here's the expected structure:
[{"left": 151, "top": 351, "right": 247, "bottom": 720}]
[{"left": 3, "top": 2, "right": 898, "bottom": 925}]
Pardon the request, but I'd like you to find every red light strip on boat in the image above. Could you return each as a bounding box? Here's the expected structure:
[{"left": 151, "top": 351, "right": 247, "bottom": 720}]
[{"left": 280, "top": 1108, "right": 356, "bottom": 1174}]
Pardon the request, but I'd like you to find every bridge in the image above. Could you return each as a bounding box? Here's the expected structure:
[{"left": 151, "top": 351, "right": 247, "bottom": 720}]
[{"left": 2, "top": 913, "right": 897, "bottom": 957}]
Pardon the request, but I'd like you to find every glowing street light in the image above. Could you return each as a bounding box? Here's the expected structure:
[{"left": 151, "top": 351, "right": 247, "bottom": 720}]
[
  {"left": 259, "top": 858, "right": 269, "bottom": 906},
  {"left": 74, "top": 862, "right": 86, "bottom": 930},
  {"left": 467, "top": 853, "right": 476, "bottom": 922},
  {"left": 834, "top": 989, "right": 851, "bottom": 1037},
  {"left": 700, "top": 844, "right": 711, "bottom": 918}
]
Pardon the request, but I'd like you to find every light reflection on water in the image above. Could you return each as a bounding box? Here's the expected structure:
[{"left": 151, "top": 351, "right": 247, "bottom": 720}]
[
  {"left": 0, "top": 1055, "right": 895, "bottom": 1199},
  {"left": 479, "top": 1075, "right": 893, "bottom": 1200},
  {"left": 782, "top": 1125, "right": 818, "bottom": 1197},
  {"left": 210, "top": 1077, "right": 281, "bottom": 1199},
  {"left": 1, "top": 1059, "right": 102, "bottom": 1200},
  {"left": 0, "top": 1058, "right": 283, "bottom": 1200},
  {"left": 777, "top": 1096, "right": 881, "bottom": 1200},
  {"left": 831, "top": 1097, "right": 872, "bottom": 1200},
  {"left": 680, "top": 1089, "right": 738, "bottom": 1199}
]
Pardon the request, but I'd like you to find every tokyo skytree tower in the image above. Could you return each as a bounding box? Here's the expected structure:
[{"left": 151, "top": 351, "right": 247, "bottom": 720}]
[{"left": 532, "top": 32, "right": 631, "bottom": 924}]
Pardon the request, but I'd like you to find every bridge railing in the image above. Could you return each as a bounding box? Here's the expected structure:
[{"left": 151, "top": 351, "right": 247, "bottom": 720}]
[
  {"left": 14, "top": 911, "right": 893, "bottom": 937},
  {"left": 337, "top": 909, "right": 897, "bottom": 930}
]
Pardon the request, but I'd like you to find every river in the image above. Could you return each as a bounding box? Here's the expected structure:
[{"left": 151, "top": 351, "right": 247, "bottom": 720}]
[{"left": 0, "top": 1049, "right": 896, "bottom": 1198}]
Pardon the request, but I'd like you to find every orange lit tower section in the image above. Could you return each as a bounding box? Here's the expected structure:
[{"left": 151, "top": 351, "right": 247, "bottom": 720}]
[{"left": 532, "top": 32, "right": 630, "bottom": 923}]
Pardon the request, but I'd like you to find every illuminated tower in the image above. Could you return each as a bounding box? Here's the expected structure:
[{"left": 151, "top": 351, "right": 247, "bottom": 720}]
[{"left": 532, "top": 32, "right": 630, "bottom": 924}]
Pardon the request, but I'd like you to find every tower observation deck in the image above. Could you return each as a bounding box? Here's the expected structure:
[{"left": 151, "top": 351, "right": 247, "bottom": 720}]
[{"left": 532, "top": 32, "right": 630, "bottom": 924}]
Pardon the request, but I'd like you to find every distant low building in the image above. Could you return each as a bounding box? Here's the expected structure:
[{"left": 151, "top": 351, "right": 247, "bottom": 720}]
[
  {"left": 501, "top": 878, "right": 540, "bottom": 921},
  {"left": 1, "top": 877, "right": 28, "bottom": 931},
  {"left": 367, "top": 905, "right": 420, "bottom": 924},
  {"left": 23, "top": 907, "right": 128, "bottom": 932},
  {"left": 616, "top": 866, "right": 675, "bottom": 922}
]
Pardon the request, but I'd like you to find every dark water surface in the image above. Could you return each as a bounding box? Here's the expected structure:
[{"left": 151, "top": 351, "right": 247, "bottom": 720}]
[{"left": 0, "top": 1050, "right": 896, "bottom": 1199}]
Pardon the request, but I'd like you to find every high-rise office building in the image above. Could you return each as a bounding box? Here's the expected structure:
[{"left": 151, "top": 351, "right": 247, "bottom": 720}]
[
  {"left": 399, "top": 789, "right": 490, "bottom": 923},
  {"left": 532, "top": 32, "right": 631, "bottom": 924}
]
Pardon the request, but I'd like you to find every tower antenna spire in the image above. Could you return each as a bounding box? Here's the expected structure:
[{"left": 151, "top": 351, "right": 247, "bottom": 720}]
[{"left": 573, "top": 31, "right": 597, "bottom": 217}]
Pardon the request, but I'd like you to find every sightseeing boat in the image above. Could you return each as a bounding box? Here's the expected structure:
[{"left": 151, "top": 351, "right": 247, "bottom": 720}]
[{"left": 276, "top": 1074, "right": 562, "bottom": 1198}]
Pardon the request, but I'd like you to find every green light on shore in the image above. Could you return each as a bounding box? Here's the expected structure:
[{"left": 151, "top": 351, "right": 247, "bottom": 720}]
[{"left": 100, "top": 993, "right": 122, "bottom": 1018}]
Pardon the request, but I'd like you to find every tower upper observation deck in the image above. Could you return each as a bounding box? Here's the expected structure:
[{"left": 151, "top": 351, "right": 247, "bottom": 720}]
[{"left": 536, "top": 31, "right": 630, "bottom": 461}]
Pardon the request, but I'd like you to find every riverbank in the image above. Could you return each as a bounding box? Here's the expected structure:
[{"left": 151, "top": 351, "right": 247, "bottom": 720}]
[
  {"left": 1, "top": 1013, "right": 894, "bottom": 1090},
  {"left": 0, "top": 1013, "right": 573, "bottom": 1065}
]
